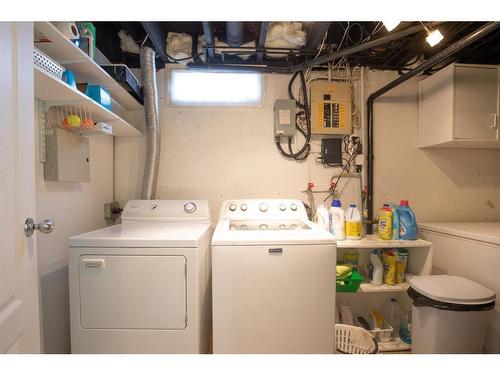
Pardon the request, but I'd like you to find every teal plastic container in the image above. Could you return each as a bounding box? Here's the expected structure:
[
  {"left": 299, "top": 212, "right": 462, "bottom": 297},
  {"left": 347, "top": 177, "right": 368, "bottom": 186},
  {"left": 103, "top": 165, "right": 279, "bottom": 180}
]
[
  {"left": 397, "top": 200, "right": 417, "bottom": 240},
  {"left": 86, "top": 85, "right": 112, "bottom": 110}
]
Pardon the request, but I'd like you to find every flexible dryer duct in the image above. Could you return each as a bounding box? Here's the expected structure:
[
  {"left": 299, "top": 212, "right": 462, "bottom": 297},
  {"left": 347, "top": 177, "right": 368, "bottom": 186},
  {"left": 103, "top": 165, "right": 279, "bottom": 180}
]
[{"left": 140, "top": 46, "right": 161, "bottom": 200}]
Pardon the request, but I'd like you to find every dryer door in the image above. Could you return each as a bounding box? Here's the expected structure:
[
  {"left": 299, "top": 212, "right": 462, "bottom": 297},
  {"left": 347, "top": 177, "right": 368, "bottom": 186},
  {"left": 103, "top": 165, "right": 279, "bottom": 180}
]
[{"left": 79, "top": 255, "right": 187, "bottom": 330}]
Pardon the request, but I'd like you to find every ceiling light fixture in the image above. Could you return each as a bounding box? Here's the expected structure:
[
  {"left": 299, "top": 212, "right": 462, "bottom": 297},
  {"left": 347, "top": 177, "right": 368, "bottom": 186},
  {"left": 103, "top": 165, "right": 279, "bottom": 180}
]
[
  {"left": 420, "top": 22, "right": 444, "bottom": 47},
  {"left": 383, "top": 21, "right": 400, "bottom": 32},
  {"left": 425, "top": 28, "right": 444, "bottom": 47}
]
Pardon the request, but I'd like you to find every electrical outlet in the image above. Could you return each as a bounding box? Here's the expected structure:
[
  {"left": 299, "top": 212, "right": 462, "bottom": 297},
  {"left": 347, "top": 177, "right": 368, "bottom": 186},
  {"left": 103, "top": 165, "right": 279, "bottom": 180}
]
[{"left": 104, "top": 201, "right": 122, "bottom": 224}]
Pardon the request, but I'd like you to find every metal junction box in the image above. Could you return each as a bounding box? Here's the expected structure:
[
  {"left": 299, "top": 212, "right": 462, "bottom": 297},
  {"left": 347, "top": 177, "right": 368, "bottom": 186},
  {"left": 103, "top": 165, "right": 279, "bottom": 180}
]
[
  {"left": 274, "top": 99, "right": 296, "bottom": 137},
  {"left": 310, "top": 81, "right": 352, "bottom": 135},
  {"left": 44, "top": 128, "right": 90, "bottom": 182}
]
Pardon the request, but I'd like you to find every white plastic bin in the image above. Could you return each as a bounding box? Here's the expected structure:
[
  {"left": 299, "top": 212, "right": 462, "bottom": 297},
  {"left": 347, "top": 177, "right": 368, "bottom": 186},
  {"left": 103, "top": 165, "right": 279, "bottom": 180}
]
[{"left": 408, "top": 275, "right": 495, "bottom": 353}]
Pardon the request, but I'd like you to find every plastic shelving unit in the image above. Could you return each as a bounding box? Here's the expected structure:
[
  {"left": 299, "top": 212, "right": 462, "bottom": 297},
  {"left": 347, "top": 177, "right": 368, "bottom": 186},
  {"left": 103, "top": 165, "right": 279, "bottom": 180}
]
[{"left": 336, "top": 234, "right": 433, "bottom": 353}]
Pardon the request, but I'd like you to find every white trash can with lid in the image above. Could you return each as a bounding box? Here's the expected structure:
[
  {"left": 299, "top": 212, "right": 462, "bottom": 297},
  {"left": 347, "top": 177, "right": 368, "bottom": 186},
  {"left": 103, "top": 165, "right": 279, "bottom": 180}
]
[{"left": 408, "top": 275, "right": 496, "bottom": 353}]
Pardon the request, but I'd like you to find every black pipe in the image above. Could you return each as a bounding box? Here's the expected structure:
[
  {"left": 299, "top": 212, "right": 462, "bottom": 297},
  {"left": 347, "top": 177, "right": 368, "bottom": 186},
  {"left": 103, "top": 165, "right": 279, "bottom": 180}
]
[
  {"left": 226, "top": 22, "right": 244, "bottom": 47},
  {"left": 288, "top": 23, "right": 432, "bottom": 73},
  {"left": 189, "top": 23, "right": 434, "bottom": 74},
  {"left": 365, "top": 21, "right": 500, "bottom": 234}
]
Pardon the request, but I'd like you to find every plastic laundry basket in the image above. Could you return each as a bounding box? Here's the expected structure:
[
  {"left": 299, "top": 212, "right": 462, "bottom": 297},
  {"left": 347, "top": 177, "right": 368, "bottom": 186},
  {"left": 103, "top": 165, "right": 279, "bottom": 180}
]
[
  {"left": 408, "top": 275, "right": 496, "bottom": 354},
  {"left": 335, "top": 324, "right": 378, "bottom": 354}
]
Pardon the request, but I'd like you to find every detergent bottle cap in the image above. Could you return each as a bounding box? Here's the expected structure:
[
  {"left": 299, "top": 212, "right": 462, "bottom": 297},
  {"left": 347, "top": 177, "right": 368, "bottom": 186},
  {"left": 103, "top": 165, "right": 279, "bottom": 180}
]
[
  {"left": 332, "top": 199, "right": 341, "bottom": 208},
  {"left": 400, "top": 200, "right": 409, "bottom": 206}
]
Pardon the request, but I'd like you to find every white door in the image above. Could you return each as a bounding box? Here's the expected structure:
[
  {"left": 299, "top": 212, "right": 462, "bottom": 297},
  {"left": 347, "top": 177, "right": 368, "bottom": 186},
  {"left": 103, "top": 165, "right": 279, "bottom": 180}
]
[{"left": 0, "top": 22, "right": 41, "bottom": 353}]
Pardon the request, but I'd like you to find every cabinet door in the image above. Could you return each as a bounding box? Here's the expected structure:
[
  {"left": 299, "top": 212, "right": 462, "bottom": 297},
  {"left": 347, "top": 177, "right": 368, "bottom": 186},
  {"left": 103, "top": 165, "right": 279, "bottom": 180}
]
[{"left": 454, "top": 66, "right": 498, "bottom": 140}]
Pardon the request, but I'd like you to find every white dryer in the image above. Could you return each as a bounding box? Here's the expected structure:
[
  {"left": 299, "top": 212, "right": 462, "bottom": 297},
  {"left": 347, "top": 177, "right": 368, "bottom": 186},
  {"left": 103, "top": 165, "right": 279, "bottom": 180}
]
[
  {"left": 68, "top": 200, "right": 211, "bottom": 353},
  {"left": 211, "top": 199, "right": 336, "bottom": 354}
]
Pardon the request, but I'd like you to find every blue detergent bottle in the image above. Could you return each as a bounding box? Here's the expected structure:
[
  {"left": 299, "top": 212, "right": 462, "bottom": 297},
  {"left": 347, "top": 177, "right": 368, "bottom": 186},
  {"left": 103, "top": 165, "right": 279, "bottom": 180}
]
[{"left": 397, "top": 200, "right": 418, "bottom": 240}]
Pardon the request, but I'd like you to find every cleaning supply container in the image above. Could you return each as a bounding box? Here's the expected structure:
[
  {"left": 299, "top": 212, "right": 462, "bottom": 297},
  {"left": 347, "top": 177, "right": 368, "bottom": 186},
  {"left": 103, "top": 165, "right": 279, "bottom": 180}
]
[
  {"left": 397, "top": 200, "right": 417, "bottom": 240},
  {"left": 368, "top": 249, "right": 383, "bottom": 286},
  {"left": 377, "top": 204, "right": 393, "bottom": 240},
  {"left": 329, "top": 199, "right": 345, "bottom": 240},
  {"left": 408, "top": 275, "right": 496, "bottom": 353},
  {"left": 381, "top": 298, "right": 403, "bottom": 339},
  {"left": 315, "top": 204, "right": 330, "bottom": 232},
  {"left": 345, "top": 204, "right": 362, "bottom": 240},
  {"left": 335, "top": 324, "right": 378, "bottom": 354}
]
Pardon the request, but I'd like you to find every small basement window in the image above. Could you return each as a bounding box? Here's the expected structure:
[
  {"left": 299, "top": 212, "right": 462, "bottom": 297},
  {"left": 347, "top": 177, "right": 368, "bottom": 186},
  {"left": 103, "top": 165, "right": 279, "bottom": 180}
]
[{"left": 169, "top": 70, "right": 262, "bottom": 106}]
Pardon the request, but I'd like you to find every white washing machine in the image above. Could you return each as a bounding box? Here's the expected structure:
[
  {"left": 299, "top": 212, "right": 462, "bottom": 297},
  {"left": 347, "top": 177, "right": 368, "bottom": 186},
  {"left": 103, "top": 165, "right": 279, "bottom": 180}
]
[
  {"left": 211, "top": 199, "right": 336, "bottom": 354},
  {"left": 68, "top": 200, "right": 211, "bottom": 353}
]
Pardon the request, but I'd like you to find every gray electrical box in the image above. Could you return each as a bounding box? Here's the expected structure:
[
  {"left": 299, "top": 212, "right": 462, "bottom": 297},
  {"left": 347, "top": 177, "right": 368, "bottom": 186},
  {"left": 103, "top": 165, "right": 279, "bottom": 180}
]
[
  {"left": 274, "top": 99, "right": 296, "bottom": 137},
  {"left": 44, "top": 128, "right": 90, "bottom": 182}
]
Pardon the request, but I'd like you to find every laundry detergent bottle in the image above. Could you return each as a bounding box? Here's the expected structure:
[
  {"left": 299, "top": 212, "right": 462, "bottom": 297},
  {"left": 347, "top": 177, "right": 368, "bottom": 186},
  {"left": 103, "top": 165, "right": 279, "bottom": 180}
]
[
  {"left": 345, "top": 204, "right": 362, "bottom": 240},
  {"left": 329, "top": 199, "right": 345, "bottom": 240},
  {"left": 397, "top": 200, "right": 418, "bottom": 240},
  {"left": 377, "top": 204, "right": 393, "bottom": 240},
  {"left": 315, "top": 204, "right": 330, "bottom": 232}
]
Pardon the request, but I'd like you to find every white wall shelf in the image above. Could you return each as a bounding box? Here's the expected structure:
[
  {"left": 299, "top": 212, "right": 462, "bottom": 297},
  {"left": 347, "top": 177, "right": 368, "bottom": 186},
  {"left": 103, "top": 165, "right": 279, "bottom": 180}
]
[
  {"left": 337, "top": 235, "right": 432, "bottom": 249},
  {"left": 34, "top": 21, "right": 143, "bottom": 111},
  {"left": 34, "top": 66, "right": 142, "bottom": 137}
]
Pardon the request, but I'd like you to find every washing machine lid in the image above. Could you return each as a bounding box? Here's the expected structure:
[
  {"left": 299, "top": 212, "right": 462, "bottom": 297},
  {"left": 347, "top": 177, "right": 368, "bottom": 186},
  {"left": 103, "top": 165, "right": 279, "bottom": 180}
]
[
  {"left": 69, "top": 222, "right": 211, "bottom": 248},
  {"left": 408, "top": 275, "right": 496, "bottom": 305},
  {"left": 211, "top": 220, "right": 335, "bottom": 246}
]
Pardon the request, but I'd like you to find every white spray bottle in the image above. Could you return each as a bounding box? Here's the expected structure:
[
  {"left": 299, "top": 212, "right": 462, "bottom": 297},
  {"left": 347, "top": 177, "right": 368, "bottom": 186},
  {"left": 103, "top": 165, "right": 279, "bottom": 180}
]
[{"left": 369, "top": 249, "right": 383, "bottom": 286}]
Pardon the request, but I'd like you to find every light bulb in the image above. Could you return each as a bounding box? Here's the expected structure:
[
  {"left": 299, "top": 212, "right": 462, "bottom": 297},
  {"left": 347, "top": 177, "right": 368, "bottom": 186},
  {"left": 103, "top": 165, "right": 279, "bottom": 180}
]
[
  {"left": 383, "top": 21, "right": 400, "bottom": 32},
  {"left": 426, "top": 29, "right": 444, "bottom": 47}
]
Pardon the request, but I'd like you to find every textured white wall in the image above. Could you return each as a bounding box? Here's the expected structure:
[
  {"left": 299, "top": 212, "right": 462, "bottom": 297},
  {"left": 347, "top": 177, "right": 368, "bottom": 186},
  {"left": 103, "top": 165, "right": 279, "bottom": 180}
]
[
  {"left": 115, "top": 69, "right": 500, "bottom": 223},
  {"left": 368, "top": 71, "right": 500, "bottom": 222},
  {"left": 35, "top": 99, "right": 114, "bottom": 353},
  {"left": 114, "top": 69, "right": 362, "bottom": 221}
]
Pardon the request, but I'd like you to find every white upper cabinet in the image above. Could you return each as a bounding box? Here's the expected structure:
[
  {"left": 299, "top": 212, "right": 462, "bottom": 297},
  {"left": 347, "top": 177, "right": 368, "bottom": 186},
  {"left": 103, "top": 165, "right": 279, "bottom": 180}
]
[{"left": 418, "top": 63, "right": 499, "bottom": 148}]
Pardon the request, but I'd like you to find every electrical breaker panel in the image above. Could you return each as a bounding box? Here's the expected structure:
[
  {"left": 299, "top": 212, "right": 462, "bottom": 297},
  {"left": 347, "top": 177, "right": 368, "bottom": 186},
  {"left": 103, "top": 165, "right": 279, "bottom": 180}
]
[
  {"left": 274, "top": 99, "right": 296, "bottom": 137},
  {"left": 310, "top": 81, "right": 352, "bottom": 135}
]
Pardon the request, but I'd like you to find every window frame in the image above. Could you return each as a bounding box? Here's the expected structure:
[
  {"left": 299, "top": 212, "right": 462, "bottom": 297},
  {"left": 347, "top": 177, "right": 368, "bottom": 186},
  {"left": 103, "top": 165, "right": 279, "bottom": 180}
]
[{"left": 166, "top": 65, "right": 265, "bottom": 108}]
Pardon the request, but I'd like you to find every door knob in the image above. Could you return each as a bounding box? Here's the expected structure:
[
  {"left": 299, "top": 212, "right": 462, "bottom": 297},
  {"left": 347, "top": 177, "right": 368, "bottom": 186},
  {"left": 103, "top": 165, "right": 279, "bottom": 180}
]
[{"left": 24, "top": 218, "right": 55, "bottom": 237}]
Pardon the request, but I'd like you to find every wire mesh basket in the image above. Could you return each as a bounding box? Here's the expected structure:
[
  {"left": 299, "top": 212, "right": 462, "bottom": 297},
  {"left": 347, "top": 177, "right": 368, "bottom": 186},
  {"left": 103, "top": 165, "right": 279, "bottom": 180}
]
[
  {"left": 33, "top": 47, "right": 65, "bottom": 80},
  {"left": 335, "top": 324, "right": 379, "bottom": 354},
  {"left": 49, "top": 104, "right": 112, "bottom": 136}
]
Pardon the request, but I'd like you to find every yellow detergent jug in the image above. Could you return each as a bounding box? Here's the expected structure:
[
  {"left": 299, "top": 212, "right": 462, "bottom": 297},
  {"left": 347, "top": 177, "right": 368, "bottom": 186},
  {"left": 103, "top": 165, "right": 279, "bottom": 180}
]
[
  {"left": 345, "top": 204, "right": 362, "bottom": 240},
  {"left": 377, "top": 204, "right": 393, "bottom": 240}
]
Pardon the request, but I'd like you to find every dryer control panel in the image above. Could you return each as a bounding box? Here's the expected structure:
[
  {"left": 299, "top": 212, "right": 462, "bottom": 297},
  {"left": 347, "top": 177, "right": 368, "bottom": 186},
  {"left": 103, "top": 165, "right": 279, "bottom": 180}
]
[{"left": 122, "top": 200, "right": 210, "bottom": 223}]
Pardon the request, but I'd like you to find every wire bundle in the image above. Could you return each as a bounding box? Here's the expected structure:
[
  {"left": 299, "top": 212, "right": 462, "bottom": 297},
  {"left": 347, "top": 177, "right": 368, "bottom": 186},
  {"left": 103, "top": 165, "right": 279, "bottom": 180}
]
[{"left": 275, "top": 70, "right": 311, "bottom": 160}]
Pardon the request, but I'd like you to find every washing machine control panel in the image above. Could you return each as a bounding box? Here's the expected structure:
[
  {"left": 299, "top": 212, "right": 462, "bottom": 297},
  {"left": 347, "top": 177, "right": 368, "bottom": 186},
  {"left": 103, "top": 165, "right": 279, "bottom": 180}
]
[{"left": 219, "top": 199, "right": 308, "bottom": 221}]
